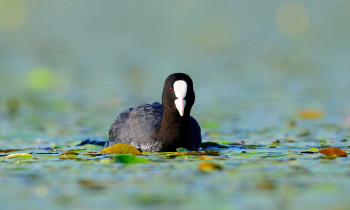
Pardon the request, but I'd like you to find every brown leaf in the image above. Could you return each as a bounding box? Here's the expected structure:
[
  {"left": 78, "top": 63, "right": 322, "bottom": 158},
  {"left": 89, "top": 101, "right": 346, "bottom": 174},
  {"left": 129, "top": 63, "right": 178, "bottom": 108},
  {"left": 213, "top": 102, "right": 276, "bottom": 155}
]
[
  {"left": 199, "top": 161, "right": 223, "bottom": 172},
  {"left": 78, "top": 179, "right": 106, "bottom": 190},
  {"left": 60, "top": 151, "right": 79, "bottom": 156},
  {"left": 0, "top": 149, "right": 20, "bottom": 153},
  {"left": 319, "top": 147, "right": 347, "bottom": 157},
  {"left": 257, "top": 180, "right": 275, "bottom": 191},
  {"left": 100, "top": 143, "right": 141, "bottom": 155}
]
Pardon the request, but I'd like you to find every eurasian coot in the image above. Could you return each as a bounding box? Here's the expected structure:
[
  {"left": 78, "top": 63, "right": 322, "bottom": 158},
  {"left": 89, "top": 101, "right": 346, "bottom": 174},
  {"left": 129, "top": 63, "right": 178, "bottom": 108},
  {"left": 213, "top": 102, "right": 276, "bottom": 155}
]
[{"left": 105, "top": 73, "right": 202, "bottom": 152}]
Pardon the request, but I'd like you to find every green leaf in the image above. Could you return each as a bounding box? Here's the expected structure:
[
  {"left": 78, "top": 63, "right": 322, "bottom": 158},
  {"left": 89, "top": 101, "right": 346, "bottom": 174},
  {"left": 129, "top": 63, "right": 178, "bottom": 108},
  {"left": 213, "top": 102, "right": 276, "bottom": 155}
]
[
  {"left": 112, "top": 154, "right": 152, "bottom": 164},
  {"left": 176, "top": 148, "right": 190, "bottom": 152},
  {"left": 303, "top": 148, "right": 319, "bottom": 152},
  {"left": 218, "top": 141, "right": 231, "bottom": 145}
]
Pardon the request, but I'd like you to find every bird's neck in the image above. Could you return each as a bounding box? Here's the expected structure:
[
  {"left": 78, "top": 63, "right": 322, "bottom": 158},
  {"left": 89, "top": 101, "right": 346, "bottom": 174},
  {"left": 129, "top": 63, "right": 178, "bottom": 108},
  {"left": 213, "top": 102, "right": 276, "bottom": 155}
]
[{"left": 154, "top": 110, "right": 190, "bottom": 150}]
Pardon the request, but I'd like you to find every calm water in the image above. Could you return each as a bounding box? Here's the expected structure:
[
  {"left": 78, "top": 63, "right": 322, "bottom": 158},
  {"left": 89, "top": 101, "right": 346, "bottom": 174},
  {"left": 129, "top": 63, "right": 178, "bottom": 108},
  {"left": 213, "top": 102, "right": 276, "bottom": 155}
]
[{"left": 1, "top": 1, "right": 350, "bottom": 209}]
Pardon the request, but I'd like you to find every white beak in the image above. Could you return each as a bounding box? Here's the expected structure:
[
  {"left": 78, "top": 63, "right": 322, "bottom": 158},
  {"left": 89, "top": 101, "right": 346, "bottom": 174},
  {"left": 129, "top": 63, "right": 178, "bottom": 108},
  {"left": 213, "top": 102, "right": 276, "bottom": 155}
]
[
  {"left": 173, "top": 80, "right": 187, "bottom": 117},
  {"left": 175, "top": 98, "right": 186, "bottom": 116}
]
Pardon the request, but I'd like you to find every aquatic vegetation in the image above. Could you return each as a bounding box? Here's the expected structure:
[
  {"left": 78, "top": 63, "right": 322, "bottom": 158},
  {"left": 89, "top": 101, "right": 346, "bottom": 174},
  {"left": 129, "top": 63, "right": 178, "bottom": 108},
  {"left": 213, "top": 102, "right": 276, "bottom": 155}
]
[
  {"left": 1, "top": 117, "right": 350, "bottom": 209},
  {"left": 100, "top": 143, "right": 142, "bottom": 155}
]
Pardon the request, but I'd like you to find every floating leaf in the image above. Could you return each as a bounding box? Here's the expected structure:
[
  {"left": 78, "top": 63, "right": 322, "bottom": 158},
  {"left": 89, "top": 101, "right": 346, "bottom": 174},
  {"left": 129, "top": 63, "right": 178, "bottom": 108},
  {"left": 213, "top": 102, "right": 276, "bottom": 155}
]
[
  {"left": 78, "top": 179, "right": 106, "bottom": 190},
  {"left": 285, "top": 139, "right": 296, "bottom": 143},
  {"left": 100, "top": 143, "right": 141, "bottom": 155},
  {"left": 6, "top": 153, "right": 33, "bottom": 158},
  {"left": 219, "top": 141, "right": 231, "bottom": 145},
  {"left": 61, "top": 151, "right": 80, "bottom": 156},
  {"left": 230, "top": 141, "right": 245, "bottom": 145},
  {"left": 59, "top": 150, "right": 79, "bottom": 159},
  {"left": 319, "top": 147, "right": 347, "bottom": 157},
  {"left": 287, "top": 120, "right": 297, "bottom": 127},
  {"left": 301, "top": 148, "right": 319, "bottom": 153},
  {"left": 59, "top": 156, "right": 88, "bottom": 161},
  {"left": 83, "top": 152, "right": 104, "bottom": 157},
  {"left": 235, "top": 152, "right": 270, "bottom": 156},
  {"left": 199, "top": 161, "right": 223, "bottom": 172},
  {"left": 113, "top": 154, "right": 151, "bottom": 164},
  {"left": 167, "top": 150, "right": 220, "bottom": 158},
  {"left": 298, "top": 110, "right": 324, "bottom": 119},
  {"left": 262, "top": 154, "right": 288, "bottom": 158},
  {"left": 297, "top": 130, "right": 311, "bottom": 137},
  {"left": 0, "top": 149, "right": 20, "bottom": 153},
  {"left": 176, "top": 148, "right": 190, "bottom": 152},
  {"left": 198, "top": 155, "right": 214, "bottom": 160},
  {"left": 270, "top": 140, "right": 281, "bottom": 146},
  {"left": 241, "top": 145, "right": 260, "bottom": 149},
  {"left": 257, "top": 179, "right": 275, "bottom": 191},
  {"left": 99, "top": 159, "right": 112, "bottom": 163}
]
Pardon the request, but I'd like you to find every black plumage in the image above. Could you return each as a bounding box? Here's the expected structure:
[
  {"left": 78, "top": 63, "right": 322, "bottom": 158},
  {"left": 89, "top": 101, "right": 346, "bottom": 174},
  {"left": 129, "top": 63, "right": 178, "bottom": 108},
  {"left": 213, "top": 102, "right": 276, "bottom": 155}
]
[{"left": 106, "top": 73, "right": 201, "bottom": 152}]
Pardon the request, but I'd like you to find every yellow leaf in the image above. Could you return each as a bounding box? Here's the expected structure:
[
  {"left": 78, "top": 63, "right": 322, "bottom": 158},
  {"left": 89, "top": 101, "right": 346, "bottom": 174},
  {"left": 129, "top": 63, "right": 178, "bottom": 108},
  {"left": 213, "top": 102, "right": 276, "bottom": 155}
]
[
  {"left": 319, "top": 147, "right": 347, "bottom": 157},
  {"left": 198, "top": 155, "right": 214, "bottom": 160},
  {"left": 304, "top": 148, "right": 319, "bottom": 152},
  {"left": 298, "top": 110, "right": 324, "bottom": 119},
  {"left": 100, "top": 143, "right": 141, "bottom": 155},
  {"left": 6, "top": 153, "right": 33, "bottom": 158},
  {"left": 199, "top": 161, "right": 223, "bottom": 172}
]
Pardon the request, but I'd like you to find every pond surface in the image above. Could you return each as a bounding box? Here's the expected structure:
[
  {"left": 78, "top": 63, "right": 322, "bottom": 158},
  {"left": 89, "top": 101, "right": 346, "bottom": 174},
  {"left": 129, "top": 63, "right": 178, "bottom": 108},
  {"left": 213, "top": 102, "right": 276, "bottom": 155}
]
[
  {"left": 1, "top": 99, "right": 350, "bottom": 210},
  {"left": 1, "top": 1, "right": 350, "bottom": 210}
]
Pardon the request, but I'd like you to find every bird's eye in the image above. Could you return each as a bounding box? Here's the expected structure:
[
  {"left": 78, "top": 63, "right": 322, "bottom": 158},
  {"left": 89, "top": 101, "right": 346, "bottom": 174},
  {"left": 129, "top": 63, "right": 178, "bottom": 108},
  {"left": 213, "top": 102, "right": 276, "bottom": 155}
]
[{"left": 169, "top": 88, "right": 174, "bottom": 93}]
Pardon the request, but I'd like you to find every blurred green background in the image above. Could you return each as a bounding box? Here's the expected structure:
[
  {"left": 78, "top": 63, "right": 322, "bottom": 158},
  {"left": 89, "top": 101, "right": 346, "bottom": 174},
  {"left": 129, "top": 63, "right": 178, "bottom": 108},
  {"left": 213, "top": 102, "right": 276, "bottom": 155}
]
[{"left": 0, "top": 0, "right": 350, "bottom": 142}]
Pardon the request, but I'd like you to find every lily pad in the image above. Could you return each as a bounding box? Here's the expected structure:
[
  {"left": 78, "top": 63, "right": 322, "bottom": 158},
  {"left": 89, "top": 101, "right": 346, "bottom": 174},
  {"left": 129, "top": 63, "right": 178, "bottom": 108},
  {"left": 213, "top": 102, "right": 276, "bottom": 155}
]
[
  {"left": 112, "top": 154, "right": 152, "bottom": 164},
  {"left": 5, "top": 153, "right": 34, "bottom": 158},
  {"left": 100, "top": 143, "right": 141, "bottom": 155},
  {"left": 199, "top": 161, "right": 223, "bottom": 172},
  {"left": 319, "top": 147, "right": 347, "bottom": 157}
]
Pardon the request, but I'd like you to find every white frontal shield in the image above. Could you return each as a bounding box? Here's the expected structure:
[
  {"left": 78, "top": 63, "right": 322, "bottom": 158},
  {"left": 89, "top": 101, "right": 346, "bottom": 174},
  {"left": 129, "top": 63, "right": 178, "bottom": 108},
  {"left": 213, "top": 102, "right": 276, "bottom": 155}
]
[{"left": 174, "top": 80, "right": 187, "bottom": 117}]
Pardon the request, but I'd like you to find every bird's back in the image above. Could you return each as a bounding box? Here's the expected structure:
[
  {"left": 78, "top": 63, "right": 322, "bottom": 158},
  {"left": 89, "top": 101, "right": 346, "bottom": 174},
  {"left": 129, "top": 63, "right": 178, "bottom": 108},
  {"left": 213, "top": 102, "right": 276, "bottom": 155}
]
[{"left": 107, "top": 102, "right": 163, "bottom": 150}]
